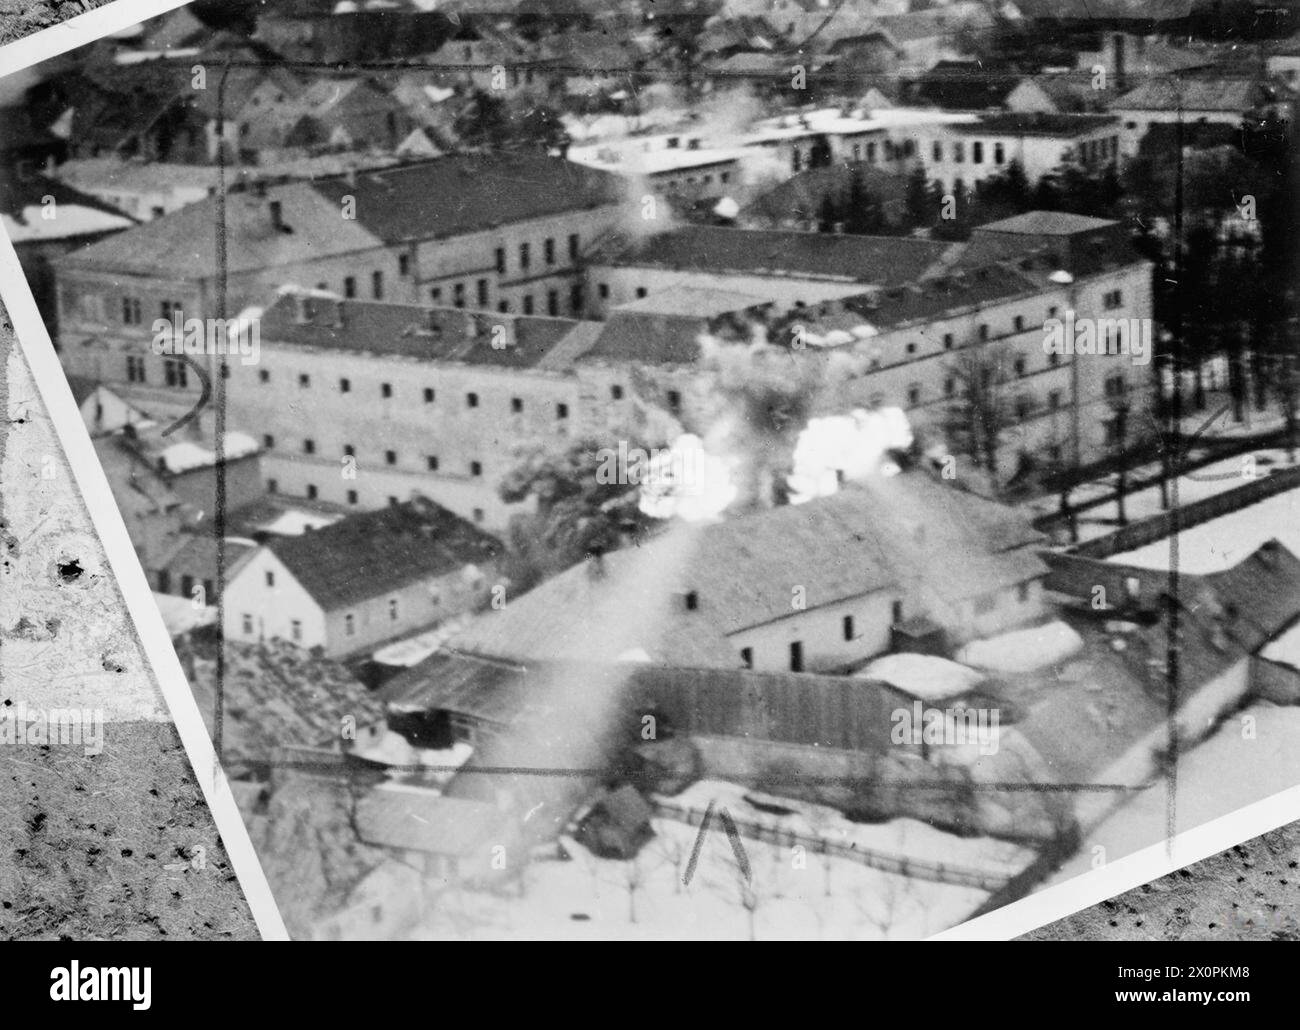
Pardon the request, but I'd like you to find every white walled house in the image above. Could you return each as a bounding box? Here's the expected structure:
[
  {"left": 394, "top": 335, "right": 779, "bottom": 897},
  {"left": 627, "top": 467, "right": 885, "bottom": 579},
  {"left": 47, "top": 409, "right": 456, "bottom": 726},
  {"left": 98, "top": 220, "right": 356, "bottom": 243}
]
[{"left": 223, "top": 497, "right": 501, "bottom": 659}]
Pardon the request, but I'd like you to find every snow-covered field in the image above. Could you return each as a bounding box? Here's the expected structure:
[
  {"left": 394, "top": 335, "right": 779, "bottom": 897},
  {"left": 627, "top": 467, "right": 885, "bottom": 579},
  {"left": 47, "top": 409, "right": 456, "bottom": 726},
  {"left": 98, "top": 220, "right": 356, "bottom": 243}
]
[
  {"left": 407, "top": 781, "right": 1036, "bottom": 940},
  {"left": 1109, "top": 485, "right": 1300, "bottom": 573},
  {"left": 1047, "top": 703, "right": 1300, "bottom": 886}
]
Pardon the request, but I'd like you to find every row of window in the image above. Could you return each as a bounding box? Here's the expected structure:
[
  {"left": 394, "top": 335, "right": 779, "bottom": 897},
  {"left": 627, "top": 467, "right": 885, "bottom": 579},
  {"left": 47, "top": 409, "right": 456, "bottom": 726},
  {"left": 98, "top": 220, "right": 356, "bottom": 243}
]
[
  {"left": 263, "top": 479, "right": 488, "bottom": 523},
  {"left": 931, "top": 139, "right": 1008, "bottom": 166},
  {"left": 266, "top": 435, "right": 486, "bottom": 476},
  {"left": 259, "top": 370, "right": 574, "bottom": 417}
]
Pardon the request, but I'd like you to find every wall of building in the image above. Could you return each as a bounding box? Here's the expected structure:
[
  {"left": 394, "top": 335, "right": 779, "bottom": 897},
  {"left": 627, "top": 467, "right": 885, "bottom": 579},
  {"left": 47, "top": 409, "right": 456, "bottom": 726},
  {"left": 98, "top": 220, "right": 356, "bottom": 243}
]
[
  {"left": 727, "top": 590, "right": 899, "bottom": 673},
  {"left": 224, "top": 549, "right": 328, "bottom": 651}
]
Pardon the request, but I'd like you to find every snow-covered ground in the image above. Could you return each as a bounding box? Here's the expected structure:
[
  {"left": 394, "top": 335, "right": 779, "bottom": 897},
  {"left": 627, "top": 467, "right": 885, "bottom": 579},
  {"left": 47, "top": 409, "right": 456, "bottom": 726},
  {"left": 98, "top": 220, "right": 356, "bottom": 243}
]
[
  {"left": 405, "top": 780, "right": 1036, "bottom": 940},
  {"left": 1109, "top": 485, "right": 1300, "bottom": 573},
  {"left": 1027, "top": 448, "right": 1299, "bottom": 546},
  {"left": 1047, "top": 703, "right": 1300, "bottom": 886}
]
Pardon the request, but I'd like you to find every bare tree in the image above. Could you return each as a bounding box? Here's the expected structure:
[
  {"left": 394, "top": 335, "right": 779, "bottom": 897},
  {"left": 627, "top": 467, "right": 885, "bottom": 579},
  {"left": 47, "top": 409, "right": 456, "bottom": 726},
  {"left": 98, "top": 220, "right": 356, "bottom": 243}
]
[{"left": 943, "top": 345, "right": 1013, "bottom": 488}]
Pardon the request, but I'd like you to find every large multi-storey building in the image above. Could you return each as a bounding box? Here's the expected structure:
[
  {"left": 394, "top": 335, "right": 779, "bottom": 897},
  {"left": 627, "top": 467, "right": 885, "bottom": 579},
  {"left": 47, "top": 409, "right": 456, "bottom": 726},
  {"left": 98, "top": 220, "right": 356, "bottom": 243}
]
[{"left": 53, "top": 153, "right": 627, "bottom": 429}]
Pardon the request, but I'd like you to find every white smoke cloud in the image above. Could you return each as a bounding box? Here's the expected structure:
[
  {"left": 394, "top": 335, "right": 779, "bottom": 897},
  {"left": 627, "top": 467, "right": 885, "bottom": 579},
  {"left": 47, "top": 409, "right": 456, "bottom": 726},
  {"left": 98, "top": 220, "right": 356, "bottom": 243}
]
[
  {"left": 638, "top": 433, "right": 739, "bottom": 523},
  {"left": 787, "top": 408, "right": 913, "bottom": 505}
]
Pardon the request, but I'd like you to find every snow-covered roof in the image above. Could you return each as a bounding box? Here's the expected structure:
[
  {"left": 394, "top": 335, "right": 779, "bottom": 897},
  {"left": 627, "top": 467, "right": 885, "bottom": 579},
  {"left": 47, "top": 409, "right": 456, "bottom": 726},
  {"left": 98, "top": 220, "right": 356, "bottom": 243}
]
[
  {"left": 857, "top": 653, "right": 985, "bottom": 701},
  {"left": 2, "top": 204, "right": 133, "bottom": 244},
  {"left": 157, "top": 431, "right": 260, "bottom": 474}
]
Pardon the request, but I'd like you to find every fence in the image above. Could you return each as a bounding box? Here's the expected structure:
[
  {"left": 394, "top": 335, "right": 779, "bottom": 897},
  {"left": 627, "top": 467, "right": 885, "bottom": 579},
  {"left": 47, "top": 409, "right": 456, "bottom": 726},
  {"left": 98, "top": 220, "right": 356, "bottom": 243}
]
[
  {"left": 1069, "top": 463, "right": 1300, "bottom": 560},
  {"left": 653, "top": 796, "right": 1013, "bottom": 892}
]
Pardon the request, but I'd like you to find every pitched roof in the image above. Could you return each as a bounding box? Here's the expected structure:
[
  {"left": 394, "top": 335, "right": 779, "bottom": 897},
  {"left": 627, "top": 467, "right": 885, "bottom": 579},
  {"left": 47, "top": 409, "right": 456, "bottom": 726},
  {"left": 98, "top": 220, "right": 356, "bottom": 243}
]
[
  {"left": 58, "top": 154, "right": 625, "bottom": 278},
  {"left": 258, "top": 292, "right": 591, "bottom": 370},
  {"left": 610, "top": 225, "right": 952, "bottom": 287},
  {"left": 264, "top": 497, "right": 501, "bottom": 611},
  {"left": 305, "top": 154, "right": 625, "bottom": 244},
  {"left": 55, "top": 157, "right": 221, "bottom": 194},
  {"left": 446, "top": 473, "right": 1045, "bottom": 665},
  {"left": 57, "top": 180, "right": 384, "bottom": 278},
  {"left": 1110, "top": 75, "right": 1284, "bottom": 113},
  {"left": 974, "top": 210, "right": 1118, "bottom": 236}
]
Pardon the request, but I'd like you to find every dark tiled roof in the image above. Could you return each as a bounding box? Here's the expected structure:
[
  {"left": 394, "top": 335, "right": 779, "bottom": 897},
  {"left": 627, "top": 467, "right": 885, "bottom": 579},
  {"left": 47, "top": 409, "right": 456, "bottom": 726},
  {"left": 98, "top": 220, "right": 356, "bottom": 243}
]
[
  {"left": 266, "top": 497, "right": 501, "bottom": 611},
  {"left": 258, "top": 292, "right": 590, "bottom": 369},
  {"left": 610, "top": 225, "right": 951, "bottom": 286},
  {"left": 306, "top": 154, "right": 625, "bottom": 244}
]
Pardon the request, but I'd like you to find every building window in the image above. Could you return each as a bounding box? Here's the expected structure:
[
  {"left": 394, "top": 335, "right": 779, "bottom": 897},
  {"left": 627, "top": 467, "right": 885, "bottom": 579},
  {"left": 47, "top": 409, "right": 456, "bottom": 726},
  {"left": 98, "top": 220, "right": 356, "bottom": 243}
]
[
  {"left": 1014, "top": 315, "right": 1025, "bottom": 333},
  {"left": 345, "top": 613, "right": 355, "bottom": 636},
  {"left": 126, "top": 355, "right": 147, "bottom": 383},
  {"left": 892, "top": 600, "right": 903, "bottom": 624},
  {"left": 304, "top": 439, "right": 315, "bottom": 454},
  {"left": 291, "top": 619, "right": 302, "bottom": 642},
  {"left": 994, "top": 142, "right": 1005, "bottom": 164},
  {"left": 667, "top": 390, "right": 682, "bottom": 415},
  {"left": 598, "top": 283, "right": 610, "bottom": 300},
  {"left": 466, "top": 392, "right": 478, "bottom": 408},
  {"left": 684, "top": 590, "right": 698, "bottom": 611},
  {"left": 611, "top": 384, "right": 624, "bottom": 400},
  {"left": 470, "top": 461, "right": 483, "bottom": 476},
  {"left": 372, "top": 271, "right": 384, "bottom": 300},
  {"left": 424, "top": 387, "right": 435, "bottom": 403},
  {"left": 943, "top": 332, "right": 954, "bottom": 350},
  {"left": 263, "top": 434, "right": 275, "bottom": 448},
  {"left": 267, "top": 479, "right": 278, "bottom": 494},
  {"left": 265, "top": 570, "right": 275, "bottom": 587},
  {"left": 932, "top": 141, "right": 942, "bottom": 163},
  {"left": 547, "top": 290, "right": 559, "bottom": 316},
  {"left": 635, "top": 287, "right": 647, "bottom": 299},
  {"left": 978, "top": 324, "right": 989, "bottom": 341},
  {"left": 299, "top": 373, "right": 310, "bottom": 388},
  {"left": 789, "top": 641, "right": 804, "bottom": 673},
  {"left": 498, "top": 300, "right": 509, "bottom": 313},
  {"left": 511, "top": 397, "right": 523, "bottom": 413},
  {"left": 519, "top": 242, "right": 530, "bottom": 271},
  {"left": 343, "top": 444, "right": 355, "bottom": 457},
  {"left": 385, "top": 450, "right": 397, "bottom": 465},
  {"left": 842, "top": 615, "right": 855, "bottom": 641},
  {"left": 431, "top": 287, "right": 442, "bottom": 304},
  {"left": 544, "top": 238, "right": 555, "bottom": 265},
  {"left": 1048, "top": 390, "right": 1062, "bottom": 410},
  {"left": 347, "top": 489, "right": 358, "bottom": 504},
  {"left": 242, "top": 614, "right": 253, "bottom": 635},
  {"left": 389, "top": 598, "right": 398, "bottom": 621},
  {"left": 163, "top": 358, "right": 188, "bottom": 388},
  {"left": 399, "top": 253, "right": 410, "bottom": 276},
  {"left": 1104, "top": 289, "right": 1123, "bottom": 310},
  {"left": 907, "top": 384, "right": 921, "bottom": 406},
  {"left": 568, "top": 233, "right": 579, "bottom": 261},
  {"left": 453, "top": 283, "right": 465, "bottom": 308},
  {"left": 953, "top": 141, "right": 964, "bottom": 163},
  {"left": 495, "top": 247, "right": 505, "bottom": 274},
  {"left": 344, "top": 276, "right": 356, "bottom": 298},
  {"left": 477, "top": 279, "right": 489, "bottom": 307},
  {"left": 306, "top": 484, "right": 318, "bottom": 499},
  {"left": 381, "top": 382, "right": 392, "bottom": 399},
  {"left": 340, "top": 377, "right": 350, "bottom": 393},
  {"left": 1013, "top": 356, "right": 1027, "bottom": 377},
  {"left": 1017, "top": 581, "right": 1031, "bottom": 603},
  {"left": 570, "top": 284, "right": 583, "bottom": 314},
  {"left": 122, "top": 297, "right": 142, "bottom": 325},
  {"left": 523, "top": 295, "right": 534, "bottom": 315},
  {"left": 944, "top": 377, "right": 956, "bottom": 397},
  {"left": 972, "top": 141, "right": 984, "bottom": 164},
  {"left": 556, "top": 402, "right": 568, "bottom": 420},
  {"left": 259, "top": 369, "right": 270, "bottom": 383},
  {"left": 427, "top": 455, "right": 439, "bottom": 471},
  {"left": 1016, "top": 396, "right": 1031, "bottom": 419},
  {"left": 740, "top": 647, "right": 753, "bottom": 669}
]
